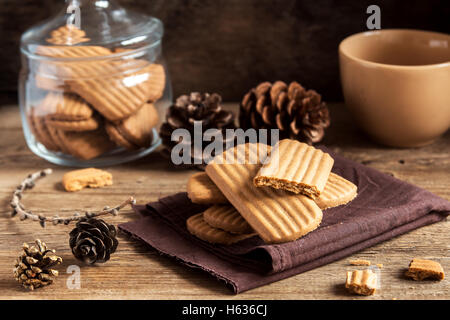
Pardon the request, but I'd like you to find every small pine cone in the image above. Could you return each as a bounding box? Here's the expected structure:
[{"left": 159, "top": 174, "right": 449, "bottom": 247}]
[
  {"left": 159, "top": 92, "right": 236, "bottom": 169},
  {"left": 69, "top": 218, "right": 118, "bottom": 265},
  {"left": 13, "top": 239, "right": 62, "bottom": 290},
  {"left": 239, "top": 81, "right": 330, "bottom": 144}
]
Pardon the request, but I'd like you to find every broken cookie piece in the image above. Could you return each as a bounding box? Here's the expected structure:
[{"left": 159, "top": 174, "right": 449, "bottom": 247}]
[
  {"left": 253, "top": 139, "right": 334, "bottom": 198},
  {"left": 62, "top": 168, "right": 113, "bottom": 192},
  {"left": 405, "top": 258, "right": 445, "bottom": 281},
  {"left": 345, "top": 269, "right": 377, "bottom": 296},
  {"left": 349, "top": 259, "right": 371, "bottom": 266}
]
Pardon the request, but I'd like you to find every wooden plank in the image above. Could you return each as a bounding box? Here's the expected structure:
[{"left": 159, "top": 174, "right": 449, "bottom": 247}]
[{"left": 0, "top": 103, "right": 448, "bottom": 299}]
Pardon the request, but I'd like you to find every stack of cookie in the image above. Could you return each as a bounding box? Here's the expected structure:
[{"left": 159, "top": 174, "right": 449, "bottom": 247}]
[
  {"left": 186, "top": 140, "right": 358, "bottom": 245},
  {"left": 29, "top": 39, "right": 166, "bottom": 160},
  {"left": 45, "top": 25, "right": 90, "bottom": 45}
]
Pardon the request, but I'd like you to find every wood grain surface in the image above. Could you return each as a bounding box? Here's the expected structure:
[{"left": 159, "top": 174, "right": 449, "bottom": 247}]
[
  {"left": 0, "top": 103, "right": 449, "bottom": 300},
  {"left": 1, "top": 0, "right": 449, "bottom": 104}
]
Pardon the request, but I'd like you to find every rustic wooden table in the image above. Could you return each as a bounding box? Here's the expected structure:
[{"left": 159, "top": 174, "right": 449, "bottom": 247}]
[{"left": 0, "top": 103, "right": 448, "bottom": 300}]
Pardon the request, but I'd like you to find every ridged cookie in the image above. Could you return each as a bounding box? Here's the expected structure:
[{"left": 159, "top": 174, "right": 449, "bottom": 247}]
[
  {"left": 45, "top": 25, "right": 90, "bottom": 45},
  {"left": 52, "top": 128, "right": 115, "bottom": 160},
  {"left": 315, "top": 173, "right": 357, "bottom": 209},
  {"left": 105, "top": 124, "right": 138, "bottom": 150},
  {"left": 46, "top": 116, "right": 100, "bottom": 132},
  {"left": 206, "top": 143, "right": 323, "bottom": 244},
  {"left": 68, "top": 63, "right": 165, "bottom": 121},
  {"left": 35, "top": 45, "right": 113, "bottom": 91},
  {"left": 36, "top": 44, "right": 165, "bottom": 121},
  {"left": 43, "top": 92, "right": 92, "bottom": 119},
  {"left": 254, "top": 139, "right": 334, "bottom": 198},
  {"left": 187, "top": 172, "right": 228, "bottom": 205},
  {"left": 46, "top": 125, "right": 71, "bottom": 154},
  {"left": 346, "top": 270, "right": 377, "bottom": 296},
  {"left": 187, "top": 213, "right": 255, "bottom": 245},
  {"left": 36, "top": 92, "right": 99, "bottom": 132},
  {"left": 29, "top": 110, "right": 60, "bottom": 152},
  {"left": 203, "top": 205, "right": 253, "bottom": 234},
  {"left": 35, "top": 74, "right": 67, "bottom": 91},
  {"left": 105, "top": 103, "right": 158, "bottom": 150},
  {"left": 36, "top": 45, "right": 113, "bottom": 81},
  {"left": 36, "top": 45, "right": 112, "bottom": 58}
]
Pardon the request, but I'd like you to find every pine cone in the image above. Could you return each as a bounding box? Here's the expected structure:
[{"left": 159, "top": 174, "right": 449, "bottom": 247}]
[
  {"left": 13, "top": 239, "right": 62, "bottom": 290},
  {"left": 239, "top": 81, "right": 330, "bottom": 144},
  {"left": 160, "top": 92, "right": 236, "bottom": 168},
  {"left": 69, "top": 218, "right": 118, "bottom": 265}
]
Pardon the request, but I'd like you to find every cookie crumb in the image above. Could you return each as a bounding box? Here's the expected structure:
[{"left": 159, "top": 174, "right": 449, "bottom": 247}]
[
  {"left": 405, "top": 258, "right": 444, "bottom": 281},
  {"left": 349, "top": 259, "right": 371, "bottom": 266}
]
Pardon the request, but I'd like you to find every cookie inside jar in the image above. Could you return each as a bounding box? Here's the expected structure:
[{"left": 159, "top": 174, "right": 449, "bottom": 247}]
[{"left": 19, "top": 0, "right": 171, "bottom": 166}]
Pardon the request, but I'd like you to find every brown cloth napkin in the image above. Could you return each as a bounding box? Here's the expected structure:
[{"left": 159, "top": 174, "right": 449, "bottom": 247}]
[{"left": 119, "top": 147, "right": 450, "bottom": 294}]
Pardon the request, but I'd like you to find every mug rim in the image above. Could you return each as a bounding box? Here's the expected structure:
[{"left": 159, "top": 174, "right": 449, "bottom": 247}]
[{"left": 339, "top": 29, "right": 450, "bottom": 70}]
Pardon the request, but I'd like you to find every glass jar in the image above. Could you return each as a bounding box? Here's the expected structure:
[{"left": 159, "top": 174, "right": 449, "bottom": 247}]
[{"left": 19, "top": 0, "right": 172, "bottom": 167}]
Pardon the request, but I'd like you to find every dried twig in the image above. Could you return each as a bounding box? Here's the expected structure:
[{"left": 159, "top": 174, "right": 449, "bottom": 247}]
[{"left": 10, "top": 169, "right": 136, "bottom": 228}]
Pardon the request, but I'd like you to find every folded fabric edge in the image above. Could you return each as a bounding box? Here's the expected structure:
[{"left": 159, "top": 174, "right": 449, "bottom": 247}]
[
  {"left": 118, "top": 215, "right": 241, "bottom": 294},
  {"left": 149, "top": 197, "right": 273, "bottom": 273},
  {"left": 141, "top": 193, "right": 450, "bottom": 274},
  {"left": 118, "top": 208, "right": 445, "bottom": 294},
  {"left": 269, "top": 206, "right": 450, "bottom": 273},
  {"left": 257, "top": 212, "right": 446, "bottom": 290}
]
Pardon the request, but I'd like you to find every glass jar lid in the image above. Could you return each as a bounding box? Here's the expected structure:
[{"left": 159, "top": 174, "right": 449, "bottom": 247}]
[{"left": 21, "top": 0, "right": 163, "bottom": 59}]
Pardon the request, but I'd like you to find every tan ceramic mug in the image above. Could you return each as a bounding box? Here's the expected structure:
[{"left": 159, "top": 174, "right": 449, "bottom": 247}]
[{"left": 339, "top": 29, "right": 450, "bottom": 147}]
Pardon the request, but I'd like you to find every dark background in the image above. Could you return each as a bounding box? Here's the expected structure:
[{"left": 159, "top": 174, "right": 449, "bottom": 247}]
[{"left": 0, "top": 0, "right": 449, "bottom": 104}]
